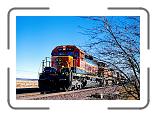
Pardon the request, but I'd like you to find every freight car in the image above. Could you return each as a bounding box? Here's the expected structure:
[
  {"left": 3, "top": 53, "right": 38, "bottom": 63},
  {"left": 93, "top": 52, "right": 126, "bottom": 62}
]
[{"left": 38, "top": 45, "right": 105, "bottom": 92}]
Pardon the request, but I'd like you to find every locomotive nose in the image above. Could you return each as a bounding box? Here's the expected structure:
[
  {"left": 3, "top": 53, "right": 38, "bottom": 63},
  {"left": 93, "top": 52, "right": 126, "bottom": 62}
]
[{"left": 52, "top": 56, "right": 73, "bottom": 72}]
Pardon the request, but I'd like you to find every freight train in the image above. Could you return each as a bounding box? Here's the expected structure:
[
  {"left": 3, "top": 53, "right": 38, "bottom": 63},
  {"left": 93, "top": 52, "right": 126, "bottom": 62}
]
[{"left": 38, "top": 45, "right": 106, "bottom": 93}]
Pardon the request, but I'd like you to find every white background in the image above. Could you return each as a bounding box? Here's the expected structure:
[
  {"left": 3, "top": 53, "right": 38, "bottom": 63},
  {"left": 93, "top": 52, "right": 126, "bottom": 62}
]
[{"left": 0, "top": 0, "right": 155, "bottom": 115}]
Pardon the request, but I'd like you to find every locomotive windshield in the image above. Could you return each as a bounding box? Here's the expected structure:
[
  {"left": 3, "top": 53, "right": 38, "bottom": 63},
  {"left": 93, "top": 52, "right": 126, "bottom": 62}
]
[{"left": 44, "top": 67, "right": 57, "bottom": 74}]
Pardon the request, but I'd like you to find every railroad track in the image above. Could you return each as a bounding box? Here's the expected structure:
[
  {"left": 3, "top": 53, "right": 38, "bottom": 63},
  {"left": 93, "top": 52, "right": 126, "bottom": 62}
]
[{"left": 16, "top": 86, "right": 120, "bottom": 100}]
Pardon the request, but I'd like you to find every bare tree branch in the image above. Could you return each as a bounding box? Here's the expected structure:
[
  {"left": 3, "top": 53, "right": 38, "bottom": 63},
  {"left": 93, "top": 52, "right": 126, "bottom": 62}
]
[{"left": 79, "top": 16, "right": 140, "bottom": 99}]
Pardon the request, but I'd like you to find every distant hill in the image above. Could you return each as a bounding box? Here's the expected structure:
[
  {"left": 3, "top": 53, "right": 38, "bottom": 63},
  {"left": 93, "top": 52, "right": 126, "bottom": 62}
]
[{"left": 16, "top": 78, "right": 38, "bottom": 81}]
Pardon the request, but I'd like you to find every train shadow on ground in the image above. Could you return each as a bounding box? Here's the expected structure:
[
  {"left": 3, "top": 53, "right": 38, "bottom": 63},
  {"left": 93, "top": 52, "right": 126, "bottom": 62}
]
[
  {"left": 16, "top": 88, "right": 64, "bottom": 94},
  {"left": 16, "top": 88, "right": 41, "bottom": 94}
]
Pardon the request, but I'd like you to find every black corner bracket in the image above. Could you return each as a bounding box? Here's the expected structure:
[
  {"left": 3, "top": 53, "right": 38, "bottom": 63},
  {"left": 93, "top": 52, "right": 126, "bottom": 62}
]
[
  {"left": 7, "top": 68, "right": 50, "bottom": 110},
  {"left": 107, "top": 7, "right": 150, "bottom": 50},
  {"left": 7, "top": 7, "right": 50, "bottom": 50}
]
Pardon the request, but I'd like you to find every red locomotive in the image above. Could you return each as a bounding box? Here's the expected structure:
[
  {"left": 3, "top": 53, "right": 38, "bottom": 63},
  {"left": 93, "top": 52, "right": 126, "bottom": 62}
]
[{"left": 38, "top": 45, "right": 105, "bottom": 92}]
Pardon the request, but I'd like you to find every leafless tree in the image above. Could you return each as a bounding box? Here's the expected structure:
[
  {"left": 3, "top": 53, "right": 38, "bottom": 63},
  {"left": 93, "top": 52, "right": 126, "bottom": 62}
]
[{"left": 79, "top": 16, "right": 140, "bottom": 99}]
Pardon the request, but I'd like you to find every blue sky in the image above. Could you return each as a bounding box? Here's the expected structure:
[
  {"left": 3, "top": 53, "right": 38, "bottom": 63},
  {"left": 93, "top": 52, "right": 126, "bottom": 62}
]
[
  {"left": 16, "top": 16, "right": 139, "bottom": 79},
  {"left": 16, "top": 16, "right": 93, "bottom": 79}
]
